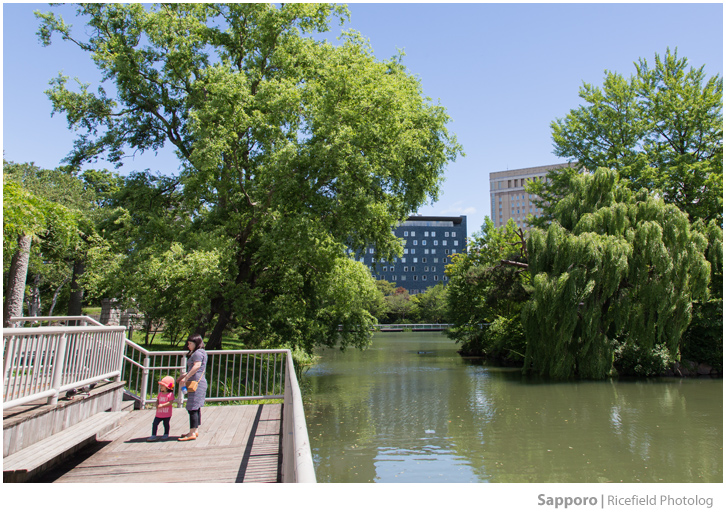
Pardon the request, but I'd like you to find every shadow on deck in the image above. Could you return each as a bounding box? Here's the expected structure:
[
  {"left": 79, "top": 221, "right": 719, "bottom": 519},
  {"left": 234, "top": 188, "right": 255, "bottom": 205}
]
[{"left": 43, "top": 404, "right": 283, "bottom": 483}]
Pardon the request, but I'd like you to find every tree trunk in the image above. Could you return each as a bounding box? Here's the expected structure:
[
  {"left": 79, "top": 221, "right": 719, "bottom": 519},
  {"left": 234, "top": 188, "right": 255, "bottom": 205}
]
[
  {"left": 28, "top": 273, "right": 42, "bottom": 316},
  {"left": 3, "top": 234, "right": 32, "bottom": 327},
  {"left": 205, "top": 307, "right": 232, "bottom": 350},
  {"left": 67, "top": 258, "right": 86, "bottom": 316},
  {"left": 48, "top": 276, "right": 70, "bottom": 316}
]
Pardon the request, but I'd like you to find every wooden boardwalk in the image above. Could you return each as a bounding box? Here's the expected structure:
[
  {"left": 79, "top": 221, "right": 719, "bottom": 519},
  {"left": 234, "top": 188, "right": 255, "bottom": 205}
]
[{"left": 53, "top": 404, "right": 283, "bottom": 483}]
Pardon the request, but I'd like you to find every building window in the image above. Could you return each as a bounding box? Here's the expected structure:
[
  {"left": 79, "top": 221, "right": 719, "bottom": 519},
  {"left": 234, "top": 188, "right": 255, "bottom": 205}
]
[
  {"left": 413, "top": 276, "right": 418, "bottom": 281},
  {"left": 434, "top": 275, "right": 439, "bottom": 281},
  {"left": 369, "top": 248, "right": 374, "bottom": 254},
  {"left": 424, "top": 249, "right": 429, "bottom": 254},
  {"left": 431, "top": 249, "right": 436, "bottom": 255},
  {"left": 411, "top": 266, "right": 416, "bottom": 272},
  {"left": 424, "top": 266, "right": 429, "bottom": 272},
  {"left": 410, "top": 249, "right": 415, "bottom": 255},
  {"left": 424, "top": 231, "right": 429, "bottom": 237},
  {"left": 422, "top": 276, "right": 427, "bottom": 281},
  {"left": 404, "top": 231, "right": 408, "bottom": 237},
  {"left": 445, "top": 249, "right": 450, "bottom": 255},
  {"left": 452, "top": 232, "right": 456, "bottom": 237},
  {"left": 452, "top": 249, "right": 456, "bottom": 254},
  {"left": 411, "top": 231, "right": 416, "bottom": 237},
  {"left": 431, "top": 232, "right": 436, "bottom": 237},
  {"left": 454, "top": 240, "right": 459, "bottom": 246},
  {"left": 443, "top": 240, "right": 448, "bottom": 246},
  {"left": 404, "top": 248, "right": 409, "bottom": 255},
  {"left": 433, "top": 240, "right": 438, "bottom": 246},
  {"left": 401, "top": 275, "right": 406, "bottom": 281},
  {"left": 401, "top": 257, "right": 406, "bottom": 263},
  {"left": 434, "top": 258, "right": 439, "bottom": 263},
  {"left": 413, "top": 258, "right": 418, "bottom": 263},
  {"left": 392, "top": 275, "right": 397, "bottom": 281},
  {"left": 422, "top": 240, "right": 427, "bottom": 246},
  {"left": 422, "top": 257, "right": 427, "bottom": 263},
  {"left": 432, "top": 266, "right": 436, "bottom": 272},
  {"left": 413, "top": 240, "right": 418, "bottom": 246},
  {"left": 383, "top": 266, "right": 387, "bottom": 272},
  {"left": 404, "top": 266, "right": 408, "bottom": 272},
  {"left": 445, "top": 232, "right": 450, "bottom": 237}
]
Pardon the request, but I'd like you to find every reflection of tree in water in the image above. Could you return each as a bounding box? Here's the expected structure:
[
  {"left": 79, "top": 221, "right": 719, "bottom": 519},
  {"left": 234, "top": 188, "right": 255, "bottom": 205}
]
[
  {"left": 303, "top": 337, "right": 721, "bottom": 483},
  {"left": 446, "top": 372, "right": 722, "bottom": 482}
]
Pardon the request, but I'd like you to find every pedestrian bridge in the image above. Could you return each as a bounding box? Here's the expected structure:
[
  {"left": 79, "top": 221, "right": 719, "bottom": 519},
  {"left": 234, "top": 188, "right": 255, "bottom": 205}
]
[{"left": 2, "top": 316, "right": 314, "bottom": 483}]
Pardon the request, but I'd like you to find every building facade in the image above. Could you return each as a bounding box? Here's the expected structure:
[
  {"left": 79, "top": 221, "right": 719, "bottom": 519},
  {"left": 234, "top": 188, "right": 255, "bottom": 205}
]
[
  {"left": 489, "top": 162, "right": 574, "bottom": 229},
  {"left": 357, "top": 215, "right": 467, "bottom": 294}
]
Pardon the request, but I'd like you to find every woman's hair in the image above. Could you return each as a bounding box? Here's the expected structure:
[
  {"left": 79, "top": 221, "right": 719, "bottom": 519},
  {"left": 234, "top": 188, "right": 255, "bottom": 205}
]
[{"left": 186, "top": 334, "right": 205, "bottom": 356}]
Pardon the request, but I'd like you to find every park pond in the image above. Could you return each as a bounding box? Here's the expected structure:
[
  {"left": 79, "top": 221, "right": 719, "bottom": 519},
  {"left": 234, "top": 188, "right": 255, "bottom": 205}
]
[{"left": 302, "top": 332, "right": 722, "bottom": 483}]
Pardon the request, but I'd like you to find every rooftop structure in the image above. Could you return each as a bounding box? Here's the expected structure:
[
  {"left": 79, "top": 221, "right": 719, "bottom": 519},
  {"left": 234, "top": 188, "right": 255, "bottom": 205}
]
[{"left": 489, "top": 162, "right": 575, "bottom": 229}]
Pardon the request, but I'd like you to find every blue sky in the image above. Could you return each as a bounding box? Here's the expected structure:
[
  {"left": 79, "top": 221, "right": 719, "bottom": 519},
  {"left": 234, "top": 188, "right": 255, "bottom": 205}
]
[{"left": 2, "top": 2, "right": 723, "bottom": 235}]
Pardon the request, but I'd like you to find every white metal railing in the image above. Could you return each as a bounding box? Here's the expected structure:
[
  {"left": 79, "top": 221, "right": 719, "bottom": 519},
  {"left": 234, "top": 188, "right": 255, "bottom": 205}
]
[
  {"left": 3, "top": 321, "right": 125, "bottom": 409},
  {"left": 282, "top": 350, "right": 315, "bottom": 483},
  {"left": 3, "top": 317, "right": 315, "bottom": 482},
  {"left": 373, "top": 323, "right": 452, "bottom": 331},
  {"left": 7, "top": 315, "right": 105, "bottom": 327},
  {"left": 123, "top": 337, "right": 315, "bottom": 482}
]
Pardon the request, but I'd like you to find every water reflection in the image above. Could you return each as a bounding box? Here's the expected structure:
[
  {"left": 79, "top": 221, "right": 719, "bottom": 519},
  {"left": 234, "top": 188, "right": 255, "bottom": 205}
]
[{"left": 302, "top": 333, "right": 722, "bottom": 483}]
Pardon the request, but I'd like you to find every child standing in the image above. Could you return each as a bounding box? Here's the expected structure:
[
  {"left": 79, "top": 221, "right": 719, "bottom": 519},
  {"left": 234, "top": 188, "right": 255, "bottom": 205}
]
[{"left": 148, "top": 376, "right": 175, "bottom": 441}]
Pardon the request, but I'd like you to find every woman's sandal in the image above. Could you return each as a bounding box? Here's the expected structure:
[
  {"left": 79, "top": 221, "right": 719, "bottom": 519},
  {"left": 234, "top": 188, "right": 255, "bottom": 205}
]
[{"left": 178, "top": 432, "right": 198, "bottom": 441}]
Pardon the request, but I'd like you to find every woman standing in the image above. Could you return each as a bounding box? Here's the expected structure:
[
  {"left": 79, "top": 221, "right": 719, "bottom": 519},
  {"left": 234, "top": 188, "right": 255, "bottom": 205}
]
[{"left": 177, "top": 334, "right": 208, "bottom": 441}]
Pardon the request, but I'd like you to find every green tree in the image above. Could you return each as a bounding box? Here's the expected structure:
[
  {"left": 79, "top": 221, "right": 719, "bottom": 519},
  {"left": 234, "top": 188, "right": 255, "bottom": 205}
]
[
  {"left": 523, "top": 168, "right": 712, "bottom": 379},
  {"left": 411, "top": 283, "right": 448, "bottom": 324},
  {"left": 37, "top": 3, "right": 461, "bottom": 351},
  {"left": 3, "top": 161, "right": 82, "bottom": 325},
  {"left": 444, "top": 217, "right": 529, "bottom": 363},
  {"left": 551, "top": 49, "right": 722, "bottom": 225}
]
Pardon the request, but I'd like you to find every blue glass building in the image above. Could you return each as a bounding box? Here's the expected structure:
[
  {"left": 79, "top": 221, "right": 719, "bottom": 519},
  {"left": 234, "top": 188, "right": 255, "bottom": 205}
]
[{"left": 358, "top": 215, "right": 467, "bottom": 294}]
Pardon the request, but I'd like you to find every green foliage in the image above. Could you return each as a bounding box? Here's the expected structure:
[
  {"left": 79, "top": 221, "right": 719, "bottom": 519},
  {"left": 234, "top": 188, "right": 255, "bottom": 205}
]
[
  {"left": 523, "top": 168, "right": 711, "bottom": 379},
  {"left": 445, "top": 217, "right": 529, "bottom": 361},
  {"left": 36, "top": 3, "right": 461, "bottom": 351},
  {"left": 551, "top": 49, "right": 723, "bottom": 225},
  {"left": 411, "top": 283, "right": 448, "bottom": 324},
  {"left": 679, "top": 299, "right": 723, "bottom": 372},
  {"left": 3, "top": 161, "right": 90, "bottom": 317}
]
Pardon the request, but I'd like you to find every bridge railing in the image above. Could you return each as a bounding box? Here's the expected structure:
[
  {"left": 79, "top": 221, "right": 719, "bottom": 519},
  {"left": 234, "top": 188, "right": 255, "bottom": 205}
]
[
  {"left": 3, "top": 317, "right": 316, "bottom": 482},
  {"left": 121, "top": 335, "right": 315, "bottom": 482},
  {"left": 3, "top": 319, "right": 125, "bottom": 409},
  {"left": 373, "top": 323, "right": 452, "bottom": 331}
]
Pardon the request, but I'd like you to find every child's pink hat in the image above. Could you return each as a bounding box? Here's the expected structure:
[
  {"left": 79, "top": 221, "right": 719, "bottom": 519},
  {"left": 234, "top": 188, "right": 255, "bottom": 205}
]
[{"left": 159, "top": 376, "right": 175, "bottom": 390}]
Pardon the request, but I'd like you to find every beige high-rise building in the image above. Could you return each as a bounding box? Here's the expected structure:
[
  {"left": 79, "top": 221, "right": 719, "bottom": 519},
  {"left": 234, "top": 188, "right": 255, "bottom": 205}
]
[{"left": 489, "top": 162, "right": 575, "bottom": 229}]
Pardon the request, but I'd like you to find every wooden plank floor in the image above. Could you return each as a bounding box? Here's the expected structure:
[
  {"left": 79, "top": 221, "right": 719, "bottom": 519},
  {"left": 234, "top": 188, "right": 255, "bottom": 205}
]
[{"left": 53, "top": 404, "right": 283, "bottom": 483}]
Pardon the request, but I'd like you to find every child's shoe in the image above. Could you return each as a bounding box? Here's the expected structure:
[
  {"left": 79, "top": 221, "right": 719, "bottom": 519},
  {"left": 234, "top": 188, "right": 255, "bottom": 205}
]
[{"left": 147, "top": 435, "right": 158, "bottom": 442}]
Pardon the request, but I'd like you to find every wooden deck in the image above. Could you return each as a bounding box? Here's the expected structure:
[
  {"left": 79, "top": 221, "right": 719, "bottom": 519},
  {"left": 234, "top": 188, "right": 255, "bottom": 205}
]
[{"left": 52, "top": 404, "right": 283, "bottom": 483}]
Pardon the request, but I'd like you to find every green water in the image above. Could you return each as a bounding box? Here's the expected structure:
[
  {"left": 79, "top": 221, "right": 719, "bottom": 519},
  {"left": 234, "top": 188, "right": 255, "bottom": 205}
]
[{"left": 302, "top": 332, "right": 723, "bottom": 483}]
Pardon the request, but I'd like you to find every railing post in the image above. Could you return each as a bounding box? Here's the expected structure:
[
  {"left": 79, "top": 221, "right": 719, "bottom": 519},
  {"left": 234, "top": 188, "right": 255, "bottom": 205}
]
[
  {"left": 140, "top": 355, "right": 150, "bottom": 408},
  {"left": 48, "top": 333, "right": 68, "bottom": 405}
]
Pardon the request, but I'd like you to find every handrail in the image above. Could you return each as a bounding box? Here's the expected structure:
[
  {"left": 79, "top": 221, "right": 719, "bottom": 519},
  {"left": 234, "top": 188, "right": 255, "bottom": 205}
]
[
  {"left": 3, "top": 324, "right": 126, "bottom": 409},
  {"left": 9, "top": 315, "right": 104, "bottom": 327},
  {"left": 282, "top": 350, "right": 316, "bottom": 483},
  {"left": 372, "top": 323, "right": 452, "bottom": 330},
  {"left": 3, "top": 318, "right": 316, "bottom": 482}
]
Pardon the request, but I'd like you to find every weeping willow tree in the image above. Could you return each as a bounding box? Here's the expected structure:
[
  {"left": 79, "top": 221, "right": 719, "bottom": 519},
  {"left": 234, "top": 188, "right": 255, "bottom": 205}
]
[{"left": 522, "top": 167, "right": 712, "bottom": 379}]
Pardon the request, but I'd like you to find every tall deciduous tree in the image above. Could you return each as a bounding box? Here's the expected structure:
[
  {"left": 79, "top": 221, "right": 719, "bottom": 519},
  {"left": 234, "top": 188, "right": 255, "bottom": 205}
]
[
  {"left": 444, "top": 217, "right": 529, "bottom": 363},
  {"left": 37, "top": 4, "right": 461, "bottom": 351},
  {"left": 523, "top": 168, "right": 712, "bottom": 379},
  {"left": 2, "top": 163, "right": 81, "bottom": 325},
  {"left": 551, "top": 49, "right": 722, "bottom": 225}
]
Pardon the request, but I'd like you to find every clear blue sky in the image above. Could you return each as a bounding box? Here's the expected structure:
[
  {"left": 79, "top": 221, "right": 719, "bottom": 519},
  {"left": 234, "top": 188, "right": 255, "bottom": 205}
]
[{"left": 3, "top": 2, "right": 723, "bottom": 235}]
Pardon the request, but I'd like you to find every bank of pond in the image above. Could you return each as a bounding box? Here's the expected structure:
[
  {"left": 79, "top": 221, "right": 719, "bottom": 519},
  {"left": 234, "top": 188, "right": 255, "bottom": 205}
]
[{"left": 301, "top": 332, "right": 722, "bottom": 483}]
